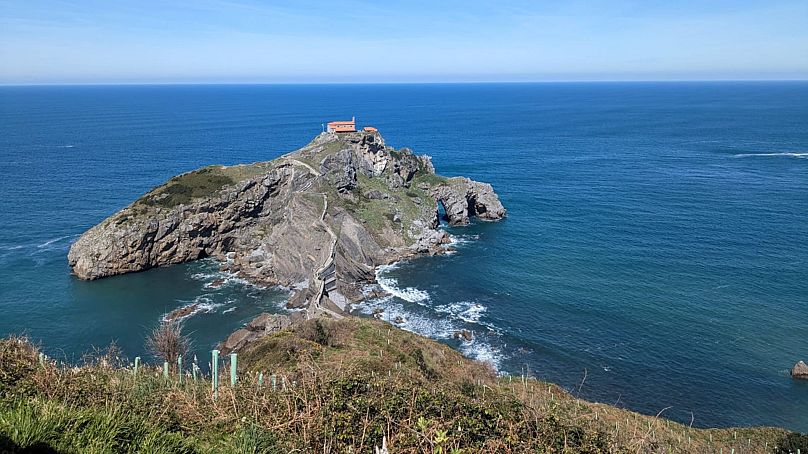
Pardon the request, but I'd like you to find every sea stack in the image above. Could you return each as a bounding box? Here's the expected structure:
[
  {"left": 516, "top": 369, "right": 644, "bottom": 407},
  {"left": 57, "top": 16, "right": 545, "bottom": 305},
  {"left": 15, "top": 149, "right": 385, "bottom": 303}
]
[
  {"left": 792, "top": 361, "right": 808, "bottom": 380},
  {"left": 68, "top": 129, "right": 505, "bottom": 320}
]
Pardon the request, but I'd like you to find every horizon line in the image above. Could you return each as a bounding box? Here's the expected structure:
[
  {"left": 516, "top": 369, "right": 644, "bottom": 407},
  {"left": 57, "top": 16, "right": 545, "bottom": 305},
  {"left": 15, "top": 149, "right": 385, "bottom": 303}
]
[{"left": 2, "top": 78, "right": 808, "bottom": 88}]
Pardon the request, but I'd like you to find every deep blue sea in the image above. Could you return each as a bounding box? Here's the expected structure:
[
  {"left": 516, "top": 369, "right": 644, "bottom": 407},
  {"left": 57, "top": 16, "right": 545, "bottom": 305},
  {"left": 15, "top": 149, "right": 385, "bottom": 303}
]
[{"left": 0, "top": 83, "right": 806, "bottom": 431}]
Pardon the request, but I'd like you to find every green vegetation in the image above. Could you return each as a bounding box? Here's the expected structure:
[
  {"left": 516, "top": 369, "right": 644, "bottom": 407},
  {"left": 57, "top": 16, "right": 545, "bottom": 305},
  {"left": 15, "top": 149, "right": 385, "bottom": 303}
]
[
  {"left": 335, "top": 172, "right": 437, "bottom": 245},
  {"left": 413, "top": 172, "right": 449, "bottom": 188},
  {"left": 1, "top": 318, "right": 802, "bottom": 453},
  {"left": 135, "top": 162, "right": 277, "bottom": 210},
  {"left": 140, "top": 167, "right": 235, "bottom": 208}
]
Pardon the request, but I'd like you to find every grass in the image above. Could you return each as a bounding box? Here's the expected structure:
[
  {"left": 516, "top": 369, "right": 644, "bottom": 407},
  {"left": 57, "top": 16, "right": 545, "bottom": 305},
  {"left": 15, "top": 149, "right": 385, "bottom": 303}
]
[
  {"left": 332, "top": 173, "right": 437, "bottom": 245},
  {"left": 1, "top": 319, "right": 804, "bottom": 453},
  {"left": 103, "top": 161, "right": 280, "bottom": 226},
  {"left": 137, "top": 162, "right": 278, "bottom": 210}
]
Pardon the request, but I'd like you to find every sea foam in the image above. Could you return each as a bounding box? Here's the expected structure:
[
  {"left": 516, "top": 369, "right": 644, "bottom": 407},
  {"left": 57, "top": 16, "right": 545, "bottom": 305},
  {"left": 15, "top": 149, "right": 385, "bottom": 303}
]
[{"left": 375, "top": 263, "right": 430, "bottom": 304}]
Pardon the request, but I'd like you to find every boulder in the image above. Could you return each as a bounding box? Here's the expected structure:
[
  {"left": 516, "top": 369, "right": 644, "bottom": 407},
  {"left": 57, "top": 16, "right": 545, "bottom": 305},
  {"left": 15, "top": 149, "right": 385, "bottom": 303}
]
[
  {"left": 792, "top": 361, "right": 808, "bottom": 379},
  {"left": 221, "top": 328, "right": 255, "bottom": 354}
]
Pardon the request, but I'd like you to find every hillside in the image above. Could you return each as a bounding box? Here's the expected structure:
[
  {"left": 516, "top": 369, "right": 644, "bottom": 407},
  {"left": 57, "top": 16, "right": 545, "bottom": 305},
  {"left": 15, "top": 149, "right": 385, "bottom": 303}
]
[{"left": 2, "top": 317, "right": 805, "bottom": 453}]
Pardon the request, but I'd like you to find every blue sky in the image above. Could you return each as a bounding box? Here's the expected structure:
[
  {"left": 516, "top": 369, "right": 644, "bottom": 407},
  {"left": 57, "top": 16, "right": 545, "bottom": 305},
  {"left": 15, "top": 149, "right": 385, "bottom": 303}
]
[{"left": 1, "top": 0, "right": 807, "bottom": 84}]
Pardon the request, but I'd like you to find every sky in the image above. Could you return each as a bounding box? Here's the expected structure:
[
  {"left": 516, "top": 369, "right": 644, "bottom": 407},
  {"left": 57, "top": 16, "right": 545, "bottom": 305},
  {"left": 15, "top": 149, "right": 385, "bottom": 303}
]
[{"left": 1, "top": 0, "right": 807, "bottom": 84}]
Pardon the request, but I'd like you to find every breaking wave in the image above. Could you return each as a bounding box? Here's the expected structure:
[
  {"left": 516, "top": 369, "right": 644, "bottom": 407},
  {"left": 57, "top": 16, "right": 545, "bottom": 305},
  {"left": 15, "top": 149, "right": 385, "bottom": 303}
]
[
  {"left": 356, "top": 295, "right": 505, "bottom": 369},
  {"left": 360, "top": 265, "right": 506, "bottom": 369},
  {"left": 459, "top": 339, "right": 504, "bottom": 368},
  {"left": 375, "top": 263, "right": 430, "bottom": 304},
  {"left": 448, "top": 233, "right": 480, "bottom": 247},
  {"left": 189, "top": 263, "right": 268, "bottom": 290}
]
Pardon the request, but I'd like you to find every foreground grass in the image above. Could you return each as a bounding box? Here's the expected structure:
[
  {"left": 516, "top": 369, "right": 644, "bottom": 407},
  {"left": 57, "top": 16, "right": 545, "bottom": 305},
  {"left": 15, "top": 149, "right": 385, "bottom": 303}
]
[{"left": 1, "top": 318, "right": 805, "bottom": 453}]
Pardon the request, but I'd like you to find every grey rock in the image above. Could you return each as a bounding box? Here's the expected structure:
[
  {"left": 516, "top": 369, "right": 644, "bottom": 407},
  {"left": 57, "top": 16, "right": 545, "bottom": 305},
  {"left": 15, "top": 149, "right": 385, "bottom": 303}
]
[
  {"left": 365, "top": 190, "right": 389, "bottom": 200},
  {"left": 220, "top": 313, "right": 295, "bottom": 354},
  {"left": 320, "top": 148, "right": 357, "bottom": 193},
  {"left": 68, "top": 131, "right": 505, "bottom": 320},
  {"left": 792, "top": 360, "right": 808, "bottom": 380},
  {"left": 432, "top": 177, "right": 507, "bottom": 226},
  {"left": 221, "top": 328, "right": 253, "bottom": 354}
]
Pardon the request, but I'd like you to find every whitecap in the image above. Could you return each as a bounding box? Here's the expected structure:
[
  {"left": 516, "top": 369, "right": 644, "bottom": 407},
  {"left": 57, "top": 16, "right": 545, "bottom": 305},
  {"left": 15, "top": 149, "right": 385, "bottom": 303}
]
[
  {"left": 733, "top": 152, "right": 808, "bottom": 159},
  {"left": 222, "top": 307, "right": 236, "bottom": 314}
]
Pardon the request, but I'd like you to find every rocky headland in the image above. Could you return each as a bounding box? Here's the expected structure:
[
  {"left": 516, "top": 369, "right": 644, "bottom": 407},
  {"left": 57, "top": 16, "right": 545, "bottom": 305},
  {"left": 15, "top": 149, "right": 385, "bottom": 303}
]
[{"left": 68, "top": 130, "right": 505, "bottom": 334}]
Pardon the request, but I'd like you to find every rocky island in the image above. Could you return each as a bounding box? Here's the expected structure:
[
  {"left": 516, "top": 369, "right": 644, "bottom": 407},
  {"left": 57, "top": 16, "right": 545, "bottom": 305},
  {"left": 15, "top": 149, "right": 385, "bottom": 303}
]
[{"left": 68, "top": 130, "right": 505, "bottom": 325}]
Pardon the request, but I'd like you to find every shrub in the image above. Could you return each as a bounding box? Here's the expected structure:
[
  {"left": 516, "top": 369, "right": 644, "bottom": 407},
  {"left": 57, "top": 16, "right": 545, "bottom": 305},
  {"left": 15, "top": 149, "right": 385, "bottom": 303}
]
[{"left": 146, "top": 321, "right": 190, "bottom": 367}]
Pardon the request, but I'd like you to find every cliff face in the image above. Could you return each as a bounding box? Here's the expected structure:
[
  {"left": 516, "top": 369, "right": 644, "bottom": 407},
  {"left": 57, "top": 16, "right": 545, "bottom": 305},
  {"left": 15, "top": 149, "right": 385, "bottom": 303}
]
[{"left": 68, "top": 131, "right": 506, "bottom": 314}]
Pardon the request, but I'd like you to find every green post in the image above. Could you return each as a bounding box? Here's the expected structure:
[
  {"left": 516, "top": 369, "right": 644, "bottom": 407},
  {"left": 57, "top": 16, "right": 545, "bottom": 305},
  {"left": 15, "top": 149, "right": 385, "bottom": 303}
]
[
  {"left": 163, "top": 361, "right": 169, "bottom": 379},
  {"left": 211, "top": 349, "right": 219, "bottom": 398},
  {"left": 230, "top": 353, "right": 237, "bottom": 386},
  {"left": 177, "top": 356, "right": 183, "bottom": 385},
  {"left": 134, "top": 357, "right": 140, "bottom": 376},
  {"left": 192, "top": 364, "right": 198, "bottom": 382},
  {"left": 271, "top": 374, "right": 277, "bottom": 391},
  {"left": 258, "top": 372, "right": 264, "bottom": 387}
]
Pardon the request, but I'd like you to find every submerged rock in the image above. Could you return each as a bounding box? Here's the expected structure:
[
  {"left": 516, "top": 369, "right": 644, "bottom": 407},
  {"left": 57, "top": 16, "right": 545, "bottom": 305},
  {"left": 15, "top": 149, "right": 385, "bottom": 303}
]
[
  {"left": 453, "top": 329, "right": 473, "bottom": 342},
  {"left": 68, "top": 130, "right": 506, "bottom": 317},
  {"left": 164, "top": 303, "right": 199, "bottom": 322}
]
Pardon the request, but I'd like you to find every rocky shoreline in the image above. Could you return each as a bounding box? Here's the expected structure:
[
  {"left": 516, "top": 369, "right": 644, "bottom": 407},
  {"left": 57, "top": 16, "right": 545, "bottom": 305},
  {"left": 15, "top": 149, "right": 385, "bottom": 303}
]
[{"left": 69, "top": 130, "right": 506, "bottom": 350}]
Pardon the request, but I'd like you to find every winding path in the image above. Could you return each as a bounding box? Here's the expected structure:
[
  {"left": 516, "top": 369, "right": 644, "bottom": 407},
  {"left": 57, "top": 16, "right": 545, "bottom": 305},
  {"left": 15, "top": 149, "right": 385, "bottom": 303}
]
[{"left": 279, "top": 158, "right": 342, "bottom": 318}]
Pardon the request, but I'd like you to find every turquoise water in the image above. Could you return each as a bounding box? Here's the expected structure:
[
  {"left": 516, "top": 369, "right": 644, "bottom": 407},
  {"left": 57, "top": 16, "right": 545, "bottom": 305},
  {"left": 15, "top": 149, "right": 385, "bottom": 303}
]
[{"left": 0, "top": 83, "right": 806, "bottom": 431}]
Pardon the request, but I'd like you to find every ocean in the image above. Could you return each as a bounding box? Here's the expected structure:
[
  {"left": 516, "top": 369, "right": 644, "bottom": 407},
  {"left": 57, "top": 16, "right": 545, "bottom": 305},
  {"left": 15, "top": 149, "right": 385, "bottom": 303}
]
[{"left": 0, "top": 83, "right": 806, "bottom": 431}]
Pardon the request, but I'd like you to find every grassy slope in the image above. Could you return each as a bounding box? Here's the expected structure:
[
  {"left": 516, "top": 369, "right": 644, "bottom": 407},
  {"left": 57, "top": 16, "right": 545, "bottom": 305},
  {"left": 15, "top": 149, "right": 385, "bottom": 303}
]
[{"left": 2, "top": 319, "right": 805, "bottom": 453}]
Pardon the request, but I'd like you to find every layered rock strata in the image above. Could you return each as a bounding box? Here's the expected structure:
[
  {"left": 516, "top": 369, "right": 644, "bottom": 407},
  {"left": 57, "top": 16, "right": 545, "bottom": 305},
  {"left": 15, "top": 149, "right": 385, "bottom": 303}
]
[{"left": 68, "top": 131, "right": 506, "bottom": 319}]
